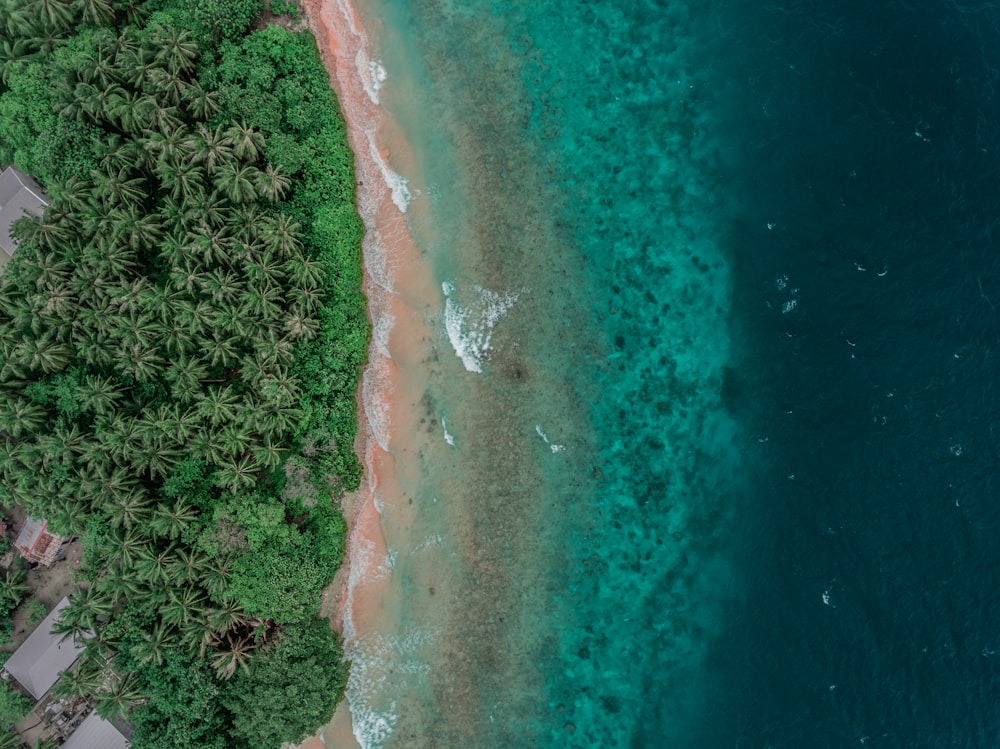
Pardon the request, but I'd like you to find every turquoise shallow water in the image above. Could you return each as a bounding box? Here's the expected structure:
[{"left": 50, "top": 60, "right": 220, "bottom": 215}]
[{"left": 353, "top": 1, "right": 745, "bottom": 747}]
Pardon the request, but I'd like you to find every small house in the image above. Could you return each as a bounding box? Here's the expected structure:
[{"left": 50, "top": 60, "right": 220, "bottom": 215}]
[
  {"left": 0, "top": 166, "right": 47, "bottom": 271},
  {"left": 15, "top": 517, "right": 70, "bottom": 567},
  {"left": 3, "top": 596, "right": 83, "bottom": 701},
  {"left": 59, "top": 711, "right": 130, "bottom": 749}
]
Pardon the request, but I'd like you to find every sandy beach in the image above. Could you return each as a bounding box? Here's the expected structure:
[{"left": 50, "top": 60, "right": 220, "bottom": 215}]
[{"left": 298, "top": 0, "right": 445, "bottom": 744}]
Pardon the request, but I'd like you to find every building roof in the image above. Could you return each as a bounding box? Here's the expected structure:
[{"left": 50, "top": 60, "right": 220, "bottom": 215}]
[
  {"left": 3, "top": 596, "right": 83, "bottom": 700},
  {"left": 60, "top": 711, "right": 130, "bottom": 749},
  {"left": 0, "top": 166, "right": 47, "bottom": 261},
  {"left": 14, "top": 517, "right": 68, "bottom": 567}
]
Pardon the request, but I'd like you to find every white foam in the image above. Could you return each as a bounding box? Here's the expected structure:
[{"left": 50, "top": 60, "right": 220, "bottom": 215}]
[
  {"left": 442, "top": 417, "right": 455, "bottom": 446},
  {"left": 343, "top": 626, "right": 438, "bottom": 749},
  {"left": 442, "top": 281, "right": 519, "bottom": 373},
  {"left": 341, "top": 529, "right": 401, "bottom": 749},
  {"left": 362, "top": 354, "right": 393, "bottom": 452},
  {"left": 365, "top": 128, "right": 412, "bottom": 213},
  {"left": 371, "top": 309, "right": 393, "bottom": 359},
  {"left": 536, "top": 423, "right": 565, "bottom": 453},
  {"left": 781, "top": 299, "right": 798, "bottom": 314},
  {"left": 359, "top": 54, "right": 388, "bottom": 105},
  {"left": 411, "top": 532, "right": 444, "bottom": 553}
]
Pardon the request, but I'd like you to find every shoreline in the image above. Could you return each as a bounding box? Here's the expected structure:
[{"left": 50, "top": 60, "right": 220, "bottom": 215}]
[{"left": 298, "top": 0, "right": 441, "bottom": 745}]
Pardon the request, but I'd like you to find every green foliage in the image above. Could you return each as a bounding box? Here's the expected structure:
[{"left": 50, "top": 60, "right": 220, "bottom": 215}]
[
  {"left": 227, "top": 542, "right": 325, "bottom": 623},
  {"left": 0, "top": 681, "right": 31, "bottom": 727},
  {"left": 214, "top": 493, "right": 325, "bottom": 622},
  {"left": 0, "top": 1, "right": 362, "bottom": 746},
  {"left": 130, "top": 653, "right": 231, "bottom": 749},
  {"left": 191, "top": 0, "right": 264, "bottom": 44},
  {"left": 223, "top": 618, "right": 347, "bottom": 747},
  {"left": 265, "top": 131, "right": 305, "bottom": 174},
  {"left": 26, "top": 599, "right": 47, "bottom": 627},
  {"left": 305, "top": 505, "right": 347, "bottom": 569},
  {"left": 269, "top": 0, "right": 298, "bottom": 18},
  {"left": 0, "top": 61, "right": 101, "bottom": 182},
  {"left": 162, "top": 460, "right": 213, "bottom": 506}
]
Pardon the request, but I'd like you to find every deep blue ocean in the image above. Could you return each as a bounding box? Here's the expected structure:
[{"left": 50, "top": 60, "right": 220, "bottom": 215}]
[
  {"left": 345, "top": 0, "right": 1000, "bottom": 746},
  {"left": 702, "top": 3, "right": 1000, "bottom": 747}
]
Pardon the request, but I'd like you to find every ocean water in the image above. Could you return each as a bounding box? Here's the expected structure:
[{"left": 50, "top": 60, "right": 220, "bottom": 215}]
[{"left": 328, "top": 0, "right": 1000, "bottom": 747}]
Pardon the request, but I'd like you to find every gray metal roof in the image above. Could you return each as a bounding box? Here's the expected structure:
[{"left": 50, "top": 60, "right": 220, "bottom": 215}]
[
  {"left": 60, "top": 710, "right": 130, "bottom": 749},
  {"left": 3, "top": 596, "right": 82, "bottom": 699},
  {"left": 0, "top": 166, "right": 47, "bottom": 259}
]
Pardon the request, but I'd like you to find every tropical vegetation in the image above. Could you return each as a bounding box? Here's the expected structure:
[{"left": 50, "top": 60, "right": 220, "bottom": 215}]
[{"left": 0, "top": 0, "right": 365, "bottom": 743}]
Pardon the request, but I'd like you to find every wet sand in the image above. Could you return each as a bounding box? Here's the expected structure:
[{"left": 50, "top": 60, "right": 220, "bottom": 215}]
[
  {"left": 300, "top": 0, "right": 445, "bottom": 744},
  {"left": 299, "top": 0, "right": 595, "bottom": 744}
]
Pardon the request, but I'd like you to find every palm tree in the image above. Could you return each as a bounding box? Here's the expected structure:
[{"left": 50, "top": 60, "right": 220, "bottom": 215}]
[
  {"left": 156, "top": 156, "right": 205, "bottom": 202},
  {"left": 27, "top": 0, "right": 73, "bottom": 29},
  {"left": 205, "top": 599, "right": 245, "bottom": 635},
  {"left": 253, "top": 332, "right": 294, "bottom": 369},
  {"left": 213, "top": 454, "right": 258, "bottom": 491},
  {"left": 76, "top": 374, "right": 122, "bottom": 416},
  {"left": 261, "top": 213, "right": 302, "bottom": 256},
  {"left": 0, "top": 729, "right": 19, "bottom": 749},
  {"left": 151, "top": 25, "right": 198, "bottom": 74},
  {"left": 181, "top": 80, "right": 219, "bottom": 120},
  {"left": 72, "top": 585, "right": 114, "bottom": 624},
  {"left": 165, "top": 354, "right": 210, "bottom": 398},
  {"left": 242, "top": 281, "right": 283, "bottom": 322},
  {"left": 106, "top": 491, "right": 153, "bottom": 530},
  {"left": 122, "top": 342, "right": 163, "bottom": 383},
  {"left": 226, "top": 121, "right": 265, "bottom": 162},
  {"left": 254, "top": 163, "right": 290, "bottom": 202},
  {"left": 215, "top": 162, "right": 259, "bottom": 204},
  {"left": 0, "top": 569, "right": 29, "bottom": 607},
  {"left": 17, "top": 330, "right": 71, "bottom": 374},
  {"left": 196, "top": 386, "right": 239, "bottom": 427},
  {"left": 202, "top": 556, "right": 233, "bottom": 599},
  {"left": 153, "top": 102, "right": 185, "bottom": 133},
  {"left": 146, "top": 67, "right": 186, "bottom": 107},
  {"left": 30, "top": 251, "right": 72, "bottom": 290},
  {"left": 209, "top": 633, "right": 253, "bottom": 680},
  {"left": 198, "top": 268, "right": 243, "bottom": 306},
  {"left": 166, "top": 548, "right": 209, "bottom": 586},
  {"left": 94, "top": 464, "right": 140, "bottom": 506},
  {"left": 53, "top": 662, "right": 106, "bottom": 700},
  {"left": 95, "top": 674, "right": 144, "bottom": 722},
  {"left": 111, "top": 205, "right": 163, "bottom": 251},
  {"left": 134, "top": 544, "right": 174, "bottom": 583},
  {"left": 0, "top": 398, "right": 47, "bottom": 437},
  {"left": 106, "top": 528, "right": 147, "bottom": 570},
  {"left": 129, "top": 620, "right": 174, "bottom": 666},
  {"left": 107, "top": 89, "right": 155, "bottom": 134},
  {"left": 0, "top": 38, "right": 34, "bottom": 85},
  {"left": 149, "top": 499, "right": 198, "bottom": 541},
  {"left": 74, "top": 0, "right": 115, "bottom": 26},
  {"left": 217, "top": 421, "right": 253, "bottom": 459},
  {"left": 285, "top": 312, "right": 320, "bottom": 342},
  {"left": 96, "top": 570, "right": 145, "bottom": 602},
  {"left": 94, "top": 167, "right": 147, "bottom": 208},
  {"left": 160, "top": 586, "right": 207, "bottom": 627},
  {"left": 205, "top": 333, "right": 239, "bottom": 369},
  {"left": 284, "top": 254, "right": 325, "bottom": 288},
  {"left": 48, "top": 497, "right": 89, "bottom": 536},
  {"left": 188, "top": 123, "right": 233, "bottom": 172}
]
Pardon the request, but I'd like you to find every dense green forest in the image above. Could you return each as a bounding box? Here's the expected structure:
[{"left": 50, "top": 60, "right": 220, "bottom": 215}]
[{"left": 0, "top": 0, "right": 367, "bottom": 742}]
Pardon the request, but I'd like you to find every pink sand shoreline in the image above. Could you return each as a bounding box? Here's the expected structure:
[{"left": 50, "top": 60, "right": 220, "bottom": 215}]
[{"left": 297, "top": 0, "right": 442, "bottom": 745}]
